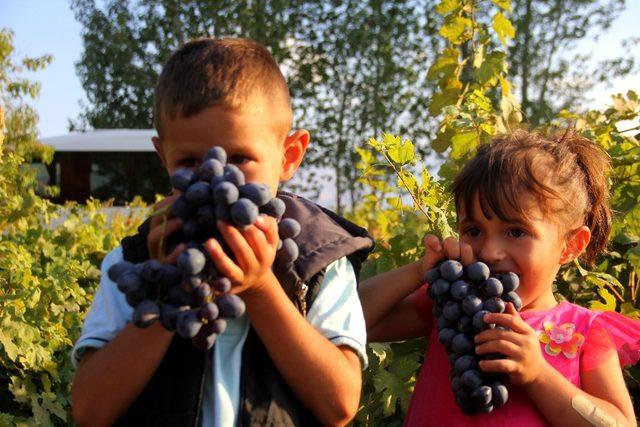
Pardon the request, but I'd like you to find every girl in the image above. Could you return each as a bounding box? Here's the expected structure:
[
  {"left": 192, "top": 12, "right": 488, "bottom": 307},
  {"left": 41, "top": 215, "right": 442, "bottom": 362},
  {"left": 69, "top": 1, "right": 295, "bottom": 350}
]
[{"left": 359, "top": 129, "right": 640, "bottom": 426}]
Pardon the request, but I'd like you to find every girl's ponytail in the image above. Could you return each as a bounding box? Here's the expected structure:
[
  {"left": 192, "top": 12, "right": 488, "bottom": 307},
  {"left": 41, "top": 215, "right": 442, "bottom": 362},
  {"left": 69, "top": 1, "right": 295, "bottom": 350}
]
[{"left": 554, "top": 129, "right": 612, "bottom": 264}]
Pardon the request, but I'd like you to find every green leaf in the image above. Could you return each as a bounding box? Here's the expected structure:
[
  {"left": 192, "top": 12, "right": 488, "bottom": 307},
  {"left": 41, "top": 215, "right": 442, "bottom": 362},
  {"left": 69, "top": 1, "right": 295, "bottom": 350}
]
[
  {"left": 589, "top": 288, "right": 617, "bottom": 311},
  {"left": 491, "top": 0, "right": 511, "bottom": 12},
  {"left": 492, "top": 12, "right": 515, "bottom": 46},
  {"left": 435, "top": 0, "right": 462, "bottom": 15},
  {"left": 474, "top": 51, "right": 506, "bottom": 84},
  {"left": 450, "top": 131, "right": 478, "bottom": 159},
  {"left": 440, "top": 16, "right": 473, "bottom": 44},
  {"left": 387, "top": 139, "right": 415, "bottom": 165}
]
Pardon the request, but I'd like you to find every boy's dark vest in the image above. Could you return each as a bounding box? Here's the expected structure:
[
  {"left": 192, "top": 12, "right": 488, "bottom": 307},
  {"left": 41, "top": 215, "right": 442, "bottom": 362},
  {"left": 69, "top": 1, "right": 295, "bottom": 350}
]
[{"left": 114, "top": 193, "right": 374, "bottom": 427}]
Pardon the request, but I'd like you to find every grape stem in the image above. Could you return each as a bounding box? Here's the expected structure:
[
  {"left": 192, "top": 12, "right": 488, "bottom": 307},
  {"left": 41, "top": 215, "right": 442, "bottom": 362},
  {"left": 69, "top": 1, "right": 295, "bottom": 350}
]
[
  {"left": 379, "top": 149, "right": 430, "bottom": 220},
  {"left": 151, "top": 204, "right": 171, "bottom": 259}
]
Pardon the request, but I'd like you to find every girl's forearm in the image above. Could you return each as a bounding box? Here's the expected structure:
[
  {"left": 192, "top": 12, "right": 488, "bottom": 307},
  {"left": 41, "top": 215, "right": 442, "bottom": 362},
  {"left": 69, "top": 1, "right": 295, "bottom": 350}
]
[
  {"left": 523, "top": 363, "right": 631, "bottom": 427},
  {"left": 358, "top": 259, "right": 425, "bottom": 328}
]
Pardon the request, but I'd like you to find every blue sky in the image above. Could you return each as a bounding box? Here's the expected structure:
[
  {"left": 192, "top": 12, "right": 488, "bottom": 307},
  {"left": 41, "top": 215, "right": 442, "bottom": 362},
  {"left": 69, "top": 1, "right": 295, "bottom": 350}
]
[{"left": 1, "top": 1, "right": 639, "bottom": 139}]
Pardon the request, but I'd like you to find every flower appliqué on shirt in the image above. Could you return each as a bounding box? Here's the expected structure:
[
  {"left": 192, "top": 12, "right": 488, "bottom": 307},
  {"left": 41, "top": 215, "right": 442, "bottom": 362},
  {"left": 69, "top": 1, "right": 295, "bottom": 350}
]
[{"left": 537, "top": 321, "right": 584, "bottom": 358}]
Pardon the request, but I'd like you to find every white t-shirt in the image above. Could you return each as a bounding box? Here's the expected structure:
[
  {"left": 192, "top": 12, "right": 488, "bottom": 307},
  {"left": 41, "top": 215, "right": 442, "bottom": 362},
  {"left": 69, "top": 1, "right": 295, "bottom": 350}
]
[{"left": 72, "top": 246, "right": 368, "bottom": 427}]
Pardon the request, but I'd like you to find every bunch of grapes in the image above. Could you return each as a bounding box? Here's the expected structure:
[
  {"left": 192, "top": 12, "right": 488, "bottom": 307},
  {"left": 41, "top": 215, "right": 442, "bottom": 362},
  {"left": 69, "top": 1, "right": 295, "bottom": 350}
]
[
  {"left": 426, "top": 260, "right": 522, "bottom": 415},
  {"left": 107, "top": 146, "right": 301, "bottom": 350}
]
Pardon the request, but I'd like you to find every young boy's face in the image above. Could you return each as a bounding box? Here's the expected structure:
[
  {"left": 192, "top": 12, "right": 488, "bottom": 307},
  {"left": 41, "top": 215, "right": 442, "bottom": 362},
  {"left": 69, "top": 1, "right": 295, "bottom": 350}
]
[{"left": 153, "top": 104, "right": 308, "bottom": 196}]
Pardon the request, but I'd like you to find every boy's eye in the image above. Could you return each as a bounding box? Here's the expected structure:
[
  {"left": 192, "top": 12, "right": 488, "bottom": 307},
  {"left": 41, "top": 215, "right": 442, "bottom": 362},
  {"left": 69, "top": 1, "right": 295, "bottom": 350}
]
[
  {"left": 227, "top": 155, "right": 250, "bottom": 165},
  {"left": 179, "top": 158, "right": 199, "bottom": 168},
  {"left": 508, "top": 228, "right": 527, "bottom": 238}
]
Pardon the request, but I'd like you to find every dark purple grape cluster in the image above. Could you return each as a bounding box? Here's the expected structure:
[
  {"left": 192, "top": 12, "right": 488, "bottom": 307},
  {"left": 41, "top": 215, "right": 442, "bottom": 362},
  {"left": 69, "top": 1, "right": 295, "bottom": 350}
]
[
  {"left": 107, "top": 146, "right": 301, "bottom": 350},
  {"left": 426, "top": 260, "right": 522, "bottom": 415}
]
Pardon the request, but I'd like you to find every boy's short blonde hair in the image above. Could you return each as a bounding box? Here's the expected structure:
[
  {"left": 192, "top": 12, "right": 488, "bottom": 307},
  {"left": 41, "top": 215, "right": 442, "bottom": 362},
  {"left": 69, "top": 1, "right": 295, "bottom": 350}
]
[{"left": 153, "top": 38, "right": 291, "bottom": 137}]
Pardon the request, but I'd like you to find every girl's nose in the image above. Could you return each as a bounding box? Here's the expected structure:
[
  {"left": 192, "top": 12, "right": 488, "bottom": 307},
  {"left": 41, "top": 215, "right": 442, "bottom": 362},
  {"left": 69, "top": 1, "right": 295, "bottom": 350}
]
[{"left": 478, "top": 238, "right": 506, "bottom": 265}]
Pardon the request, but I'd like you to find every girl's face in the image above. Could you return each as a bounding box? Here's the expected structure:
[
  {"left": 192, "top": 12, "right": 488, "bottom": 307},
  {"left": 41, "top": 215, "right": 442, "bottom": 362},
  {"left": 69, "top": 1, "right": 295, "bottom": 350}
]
[{"left": 458, "top": 193, "right": 570, "bottom": 311}]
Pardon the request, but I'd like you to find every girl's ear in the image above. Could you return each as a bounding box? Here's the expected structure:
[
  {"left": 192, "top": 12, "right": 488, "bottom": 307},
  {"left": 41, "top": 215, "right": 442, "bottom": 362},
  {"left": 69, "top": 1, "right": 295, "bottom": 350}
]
[
  {"left": 279, "top": 129, "right": 310, "bottom": 182},
  {"left": 560, "top": 226, "right": 591, "bottom": 264}
]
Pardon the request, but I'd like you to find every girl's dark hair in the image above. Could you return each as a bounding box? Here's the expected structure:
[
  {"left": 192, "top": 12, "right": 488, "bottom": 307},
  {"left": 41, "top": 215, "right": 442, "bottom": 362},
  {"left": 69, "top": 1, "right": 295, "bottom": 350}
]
[{"left": 451, "top": 129, "right": 612, "bottom": 265}]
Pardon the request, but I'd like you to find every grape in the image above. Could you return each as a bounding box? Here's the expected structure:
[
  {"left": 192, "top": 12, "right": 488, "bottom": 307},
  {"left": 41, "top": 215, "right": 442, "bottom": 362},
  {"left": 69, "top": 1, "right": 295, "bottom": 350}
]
[
  {"left": 431, "top": 278, "right": 450, "bottom": 296},
  {"left": 198, "top": 158, "right": 224, "bottom": 181},
  {"left": 212, "top": 277, "right": 232, "bottom": 293},
  {"left": 502, "top": 291, "right": 522, "bottom": 310},
  {"left": 141, "top": 259, "right": 164, "bottom": 283},
  {"left": 213, "top": 181, "right": 239, "bottom": 205},
  {"left": 230, "top": 198, "right": 259, "bottom": 227},
  {"left": 472, "top": 309, "right": 492, "bottom": 330},
  {"left": 204, "top": 146, "right": 227, "bottom": 164},
  {"left": 215, "top": 204, "right": 231, "bottom": 222},
  {"left": 192, "top": 330, "right": 217, "bottom": 350},
  {"left": 203, "top": 318, "right": 227, "bottom": 335},
  {"left": 217, "top": 294, "right": 246, "bottom": 318},
  {"left": 117, "top": 269, "right": 143, "bottom": 294},
  {"left": 451, "top": 376, "right": 463, "bottom": 392},
  {"left": 278, "top": 238, "right": 299, "bottom": 264},
  {"left": 440, "top": 260, "right": 464, "bottom": 281},
  {"left": 197, "top": 204, "right": 217, "bottom": 228},
  {"left": 170, "top": 167, "right": 195, "bottom": 192},
  {"left": 239, "top": 183, "right": 272, "bottom": 207},
  {"left": 199, "top": 302, "right": 219, "bottom": 321},
  {"left": 438, "top": 328, "right": 457, "bottom": 347},
  {"left": 182, "top": 275, "right": 202, "bottom": 292},
  {"left": 193, "top": 283, "right": 212, "bottom": 304},
  {"left": 178, "top": 248, "right": 206, "bottom": 275},
  {"left": 108, "top": 261, "right": 135, "bottom": 282},
  {"left": 482, "top": 278, "right": 503, "bottom": 297},
  {"left": 426, "top": 260, "right": 518, "bottom": 415},
  {"left": 456, "top": 316, "right": 473, "bottom": 334},
  {"left": 461, "top": 295, "right": 483, "bottom": 316},
  {"left": 185, "top": 181, "right": 212, "bottom": 206},
  {"left": 132, "top": 300, "right": 160, "bottom": 328},
  {"left": 260, "top": 197, "right": 286, "bottom": 220},
  {"left": 223, "top": 164, "right": 245, "bottom": 186},
  {"left": 451, "top": 333, "right": 473, "bottom": 354},
  {"left": 278, "top": 218, "right": 301, "bottom": 240},
  {"left": 176, "top": 310, "right": 202, "bottom": 338},
  {"left": 491, "top": 382, "right": 508, "bottom": 408},
  {"left": 167, "top": 285, "right": 193, "bottom": 306},
  {"left": 454, "top": 355, "right": 477, "bottom": 374},
  {"left": 171, "top": 195, "right": 196, "bottom": 220},
  {"left": 424, "top": 267, "right": 441, "bottom": 284},
  {"left": 182, "top": 219, "right": 200, "bottom": 240},
  {"left": 158, "top": 264, "right": 181, "bottom": 287},
  {"left": 442, "top": 301, "right": 462, "bottom": 322},
  {"left": 466, "top": 262, "right": 490, "bottom": 282},
  {"left": 471, "top": 386, "right": 492, "bottom": 406},
  {"left": 159, "top": 304, "right": 182, "bottom": 331},
  {"left": 461, "top": 370, "right": 483, "bottom": 389},
  {"left": 483, "top": 297, "right": 506, "bottom": 313},
  {"left": 450, "top": 280, "right": 469, "bottom": 300},
  {"left": 498, "top": 272, "right": 519, "bottom": 293},
  {"left": 437, "top": 316, "right": 454, "bottom": 331}
]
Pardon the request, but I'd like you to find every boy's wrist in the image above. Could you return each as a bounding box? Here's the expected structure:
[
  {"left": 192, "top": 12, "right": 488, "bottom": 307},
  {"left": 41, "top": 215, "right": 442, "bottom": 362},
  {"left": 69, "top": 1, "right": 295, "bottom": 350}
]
[{"left": 239, "top": 269, "right": 280, "bottom": 304}]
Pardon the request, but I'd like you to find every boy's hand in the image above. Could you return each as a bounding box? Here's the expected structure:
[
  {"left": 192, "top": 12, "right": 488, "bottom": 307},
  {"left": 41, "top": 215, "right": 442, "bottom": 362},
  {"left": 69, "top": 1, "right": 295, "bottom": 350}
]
[
  {"left": 474, "top": 303, "right": 548, "bottom": 386},
  {"left": 417, "top": 235, "right": 476, "bottom": 280},
  {"left": 203, "top": 215, "right": 279, "bottom": 295},
  {"left": 147, "top": 194, "right": 187, "bottom": 264}
]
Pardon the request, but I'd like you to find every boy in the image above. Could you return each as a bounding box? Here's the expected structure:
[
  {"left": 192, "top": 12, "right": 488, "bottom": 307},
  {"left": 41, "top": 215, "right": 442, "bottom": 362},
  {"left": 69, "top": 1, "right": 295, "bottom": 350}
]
[{"left": 71, "top": 38, "right": 374, "bottom": 426}]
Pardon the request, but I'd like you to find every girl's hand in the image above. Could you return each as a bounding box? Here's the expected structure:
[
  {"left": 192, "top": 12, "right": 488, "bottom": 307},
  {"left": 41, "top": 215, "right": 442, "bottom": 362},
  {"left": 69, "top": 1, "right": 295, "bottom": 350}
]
[
  {"left": 474, "top": 303, "right": 549, "bottom": 386},
  {"left": 417, "top": 235, "right": 476, "bottom": 280}
]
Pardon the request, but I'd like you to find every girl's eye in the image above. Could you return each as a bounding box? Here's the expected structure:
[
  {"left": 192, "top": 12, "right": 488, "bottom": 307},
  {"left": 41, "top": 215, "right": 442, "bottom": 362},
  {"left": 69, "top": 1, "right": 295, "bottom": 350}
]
[
  {"left": 228, "top": 155, "right": 250, "bottom": 165},
  {"left": 508, "top": 228, "right": 527, "bottom": 238},
  {"left": 464, "top": 227, "right": 481, "bottom": 237}
]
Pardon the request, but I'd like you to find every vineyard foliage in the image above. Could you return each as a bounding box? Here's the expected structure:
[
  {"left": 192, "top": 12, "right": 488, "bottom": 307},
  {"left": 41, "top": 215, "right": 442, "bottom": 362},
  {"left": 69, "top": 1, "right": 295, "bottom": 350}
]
[{"left": 0, "top": 0, "right": 639, "bottom": 425}]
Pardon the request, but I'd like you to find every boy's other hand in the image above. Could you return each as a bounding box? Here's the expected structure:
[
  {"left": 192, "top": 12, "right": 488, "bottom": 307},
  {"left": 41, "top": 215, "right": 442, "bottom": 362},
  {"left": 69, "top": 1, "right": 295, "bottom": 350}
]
[
  {"left": 147, "top": 194, "right": 186, "bottom": 264},
  {"left": 204, "top": 215, "right": 279, "bottom": 295},
  {"left": 418, "top": 235, "right": 475, "bottom": 280}
]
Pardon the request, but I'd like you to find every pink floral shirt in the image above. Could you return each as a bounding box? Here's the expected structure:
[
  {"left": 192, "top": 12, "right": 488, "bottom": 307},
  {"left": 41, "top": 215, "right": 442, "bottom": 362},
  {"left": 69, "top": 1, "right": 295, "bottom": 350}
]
[{"left": 404, "top": 285, "right": 640, "bottom": 426}]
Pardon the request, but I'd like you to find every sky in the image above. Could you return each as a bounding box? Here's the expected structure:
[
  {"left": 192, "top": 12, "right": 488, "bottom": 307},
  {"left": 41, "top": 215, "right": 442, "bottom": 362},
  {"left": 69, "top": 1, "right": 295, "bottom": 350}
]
[{"left": 0, "top": 1, "right": 639, "bottom": 140}]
